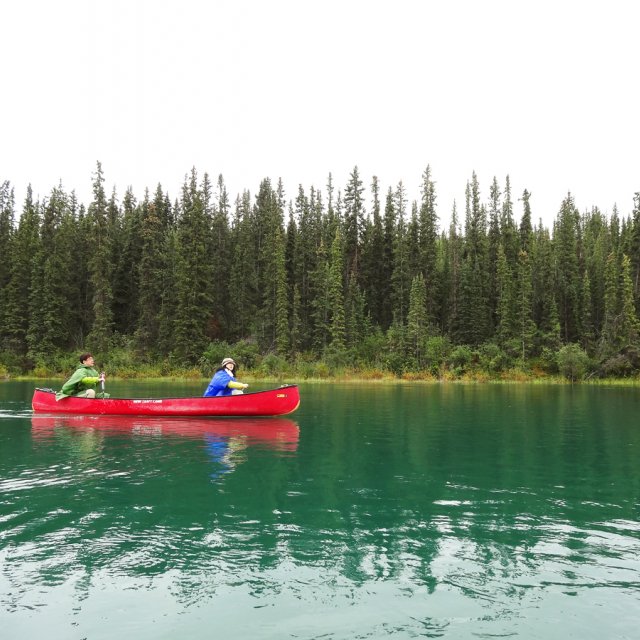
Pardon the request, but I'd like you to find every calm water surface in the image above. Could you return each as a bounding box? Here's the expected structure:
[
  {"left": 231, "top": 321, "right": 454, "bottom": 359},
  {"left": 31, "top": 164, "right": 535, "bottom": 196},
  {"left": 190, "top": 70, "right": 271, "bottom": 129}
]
[{"left": 1, "top": 380, "right": 639, "bottom": 639}]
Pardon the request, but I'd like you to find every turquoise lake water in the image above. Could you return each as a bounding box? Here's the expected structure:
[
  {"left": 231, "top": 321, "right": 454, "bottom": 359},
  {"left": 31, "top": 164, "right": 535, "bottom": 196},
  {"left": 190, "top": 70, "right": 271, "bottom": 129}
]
[{"left": 1, "top": 380, "right": 639, "bottom": 639}]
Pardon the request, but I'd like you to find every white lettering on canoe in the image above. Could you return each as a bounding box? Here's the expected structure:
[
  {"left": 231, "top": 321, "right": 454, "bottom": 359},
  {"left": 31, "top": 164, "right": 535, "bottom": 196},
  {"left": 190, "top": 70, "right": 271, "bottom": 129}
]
[{"left": 132, "top": 399, "right": 163, "bottom": 404}]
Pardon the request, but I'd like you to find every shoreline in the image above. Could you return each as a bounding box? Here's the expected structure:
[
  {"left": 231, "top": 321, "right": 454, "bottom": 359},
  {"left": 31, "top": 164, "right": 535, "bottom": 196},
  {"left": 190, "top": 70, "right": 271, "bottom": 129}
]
[{"left": 6, "top": 374, "right": 640, "bottom": 386}]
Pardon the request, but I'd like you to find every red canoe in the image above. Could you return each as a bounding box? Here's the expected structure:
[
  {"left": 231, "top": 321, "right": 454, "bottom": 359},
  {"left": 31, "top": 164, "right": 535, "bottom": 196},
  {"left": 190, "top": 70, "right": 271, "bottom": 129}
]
[{"left": 32, "top": 385, "right": 300, "bottom": 417}]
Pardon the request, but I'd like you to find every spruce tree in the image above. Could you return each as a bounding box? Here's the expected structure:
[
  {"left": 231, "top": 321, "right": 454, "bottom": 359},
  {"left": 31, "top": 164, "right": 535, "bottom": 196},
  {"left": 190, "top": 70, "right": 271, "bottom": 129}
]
[
  {"left": 112, "top": 187, "right": 141, "bottom": 335},
  {"left": 345, "top": 270, "right": 367, "bottom": 349},
  {"left": 630, "top": 193, "right": 640, "bottom": 310},
  {"left": 274, "top": 226, "right": 290, "bottom": 355},
  {"left": 86, "top": 162, "right": 115, "bottom": 352},
  {"left": 554, "top": 194, "right": 581, "bottom": 343},
  {"left": 27, "top": 186, "right": 77, "bottom": 358},
  {"left": 0, "top": 181, "right": 15, "bottom": 338},
  {"left": 291, "top": 184, "right": 315, "bottom": 349},
  {"left": 581, "top": 270, "right": 595, "bottom": 353},
  {"left": 328, "top": 228, "right": 346, "bottom": 351},
  {"left": 3, "top": 186, "right": 37, "bottom": 353},
  {"left": 255, "top": 179, "right": 285, "bottom": 351},
  {"left": 600, "top": 251, "right": 619, "bottom": 355},
  {"left": 172, "top": 169, "right": 215, "bottom": 363},
  {"left": 619, "top": 253, "right": 640, "bottom": 346},
  {"left": 501, "top": 175, "right": 518, "bottom": 267},
  {"left": 496, "top": 243, "right": 515, "bottom": 345},
  {"left": 581, "top": 207, "right": 610, "bottom": 336},
  {"left": 309, "top": 238, "right": 331, "bottom": 353},
  {"left": 407, "top": 201, "right": 421, "bottom": 279},
  {"left": 419, "top": 166, "right": 439, "bottom": 320},
  {"left": 390, "top": 183, "right": 410, "bottom": 327},
  {"left": 531, "top": 224, "right": 560, "bottom": 352},
  {"left": 519, "top": 189, "right": 533, "bottom": 252},
  {"left": 458, "top": 173, "right": 490, "bottom": 344},
  {"left": 343, "top": 166, "right": 365, "bottom": 278},
  {"left": 290, "top": 284, "right": 302, "bottom": 356},
  {"left": 157, "top": 225, "right": 179, "bottom": 357},
  {"left": 229, "top": 191, "right": 257, "bottom": 341},
  {"left": 209, "top": 175, "right": 231, "bottom": 336},
  {"left": 515, "top": 249, "right": 536, "bottom": 362},
  {"left": 487, "top": 177, "right": 502, "bottom": 329},
  {"left": 135, "top": 188, "right": 168, "bottom": 353},
  {"left": 361, "top": 175, "right": 384, "bottom": 327},
  {"left": 445, "top": 202, "right": 463, "bottom": 338},
  {"left": 380, "top": 187, "right": 397, "bottom": 330},
  {"left": 407, "top": 272, "right": 428, "bottom": 366}
]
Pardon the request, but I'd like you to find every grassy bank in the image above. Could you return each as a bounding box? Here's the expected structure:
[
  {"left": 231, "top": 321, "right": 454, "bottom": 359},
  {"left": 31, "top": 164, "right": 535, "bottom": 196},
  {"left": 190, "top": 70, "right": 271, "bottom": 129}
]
[
  {"left": 8, "top": 368, "right": 640, "bottom": 386},
  {"left": 2, "top": 341, "right": 639, "bottom": 385}
]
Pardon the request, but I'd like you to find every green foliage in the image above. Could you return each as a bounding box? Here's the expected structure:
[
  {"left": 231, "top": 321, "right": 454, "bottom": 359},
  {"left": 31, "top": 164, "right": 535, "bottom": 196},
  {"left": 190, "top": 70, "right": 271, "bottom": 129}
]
[
  {"left": 599, "top": 353, "right": 635, "bottom": 378},
  {"left": 328, "top": 228, "right": 346, "bottom": 350},
  {"left": 323, "top": 344, "right": 350, "bottom": 371},
  {"left": 477, "top": 342, "right": 512, "bottom": 373},
  {"left": 259, "top": 353, "right": 290, "bottom": 377},
  {"left": 0, "top": 349, "right": 32, "bottom": 376},
  {"left": 538, "top": 347, "right": 560, "bottom": 374},
  {"left": 448, "top": 345, "right": 474, "bottom": 371},
  {"left": 407, "top": 273, "right": 428, "bottom": 364},
  {"left": 0, "top": 168, "right": 639, "bottom": 383},
  {"left": 200, "top": 339, "right": 260, "bottom": 374},
  {"left": 555, "top": 195, "right": 581, "bottom": 343},
  {"left": 557, "top": 343, "right": 591, "bottom": 381},
  {"left": 423, "top": 335, "right": 451, "bottom": 375},
  {"left": 86, "top": 161, "right": 115, "bottom": 352},
  {"left": 352, "top": 328, "right": 387, "bottom": 368}
]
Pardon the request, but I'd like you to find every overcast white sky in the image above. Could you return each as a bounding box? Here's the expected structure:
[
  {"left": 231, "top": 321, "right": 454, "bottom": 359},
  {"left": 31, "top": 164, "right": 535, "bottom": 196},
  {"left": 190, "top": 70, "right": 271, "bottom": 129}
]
[{"left": 2, "top": 0, "right": 639, "bottom": 228}]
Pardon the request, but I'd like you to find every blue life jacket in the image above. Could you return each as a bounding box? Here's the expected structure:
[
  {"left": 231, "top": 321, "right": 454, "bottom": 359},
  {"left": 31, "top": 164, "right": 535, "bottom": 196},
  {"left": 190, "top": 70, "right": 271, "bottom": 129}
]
[{"left": 203, "top": 369, "right": 235, "bottom": 397}]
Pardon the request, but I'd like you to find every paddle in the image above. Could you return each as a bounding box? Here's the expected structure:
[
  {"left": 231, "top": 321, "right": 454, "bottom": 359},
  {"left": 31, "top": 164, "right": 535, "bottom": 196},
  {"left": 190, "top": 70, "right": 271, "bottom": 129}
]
[{"left": 99, "top": 372, "right": 105, "bottom": 398}]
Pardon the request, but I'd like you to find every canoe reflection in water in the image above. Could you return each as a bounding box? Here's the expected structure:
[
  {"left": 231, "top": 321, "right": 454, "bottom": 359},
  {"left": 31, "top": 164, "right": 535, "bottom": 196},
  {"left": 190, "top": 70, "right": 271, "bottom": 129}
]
[{"left": 31, "top": 415, "right": 299, "bottom": 479}]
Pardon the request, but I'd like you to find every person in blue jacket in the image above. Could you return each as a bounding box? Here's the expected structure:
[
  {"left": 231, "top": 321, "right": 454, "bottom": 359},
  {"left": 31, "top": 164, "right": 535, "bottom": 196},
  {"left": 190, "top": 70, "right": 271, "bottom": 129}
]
[{"left": 203, "top": 357, "right": 249, "bottom": 397}]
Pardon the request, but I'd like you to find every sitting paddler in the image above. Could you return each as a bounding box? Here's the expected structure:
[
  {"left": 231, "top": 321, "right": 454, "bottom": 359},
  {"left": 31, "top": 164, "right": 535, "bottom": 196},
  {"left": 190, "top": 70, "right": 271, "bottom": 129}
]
[
  {"left": 56, "top": 352, "right": 110, "bottom": 401},
  {"left": 203, "top": 357, "right": 249, "bottom": 397}
]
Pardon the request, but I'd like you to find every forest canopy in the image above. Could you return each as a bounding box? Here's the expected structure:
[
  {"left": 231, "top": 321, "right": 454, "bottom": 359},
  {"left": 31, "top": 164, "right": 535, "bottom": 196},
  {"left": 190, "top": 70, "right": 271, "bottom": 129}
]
[{"left": 1, "top": 163, "right": 639, "bottom": 380}]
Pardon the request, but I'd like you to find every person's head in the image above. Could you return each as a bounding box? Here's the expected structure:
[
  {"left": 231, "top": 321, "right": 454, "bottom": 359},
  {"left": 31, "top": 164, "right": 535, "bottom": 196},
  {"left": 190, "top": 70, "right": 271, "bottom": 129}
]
[
  {"left": 221, "top": 357, "right": 236, "bottom": 373},
  {"left": 79, "top": 353, "right": 94, "bottom": 365}
]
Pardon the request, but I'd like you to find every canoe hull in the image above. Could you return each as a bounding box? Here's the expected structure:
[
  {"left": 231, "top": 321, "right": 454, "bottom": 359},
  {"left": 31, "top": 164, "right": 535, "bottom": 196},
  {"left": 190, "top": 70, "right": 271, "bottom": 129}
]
[{"left": 32, "top": 386, "right": 300, "bottom": 417}]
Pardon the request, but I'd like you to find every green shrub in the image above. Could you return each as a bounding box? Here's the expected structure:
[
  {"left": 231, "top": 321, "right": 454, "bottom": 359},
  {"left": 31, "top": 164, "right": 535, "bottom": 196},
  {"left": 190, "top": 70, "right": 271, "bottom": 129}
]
[
  {"left": 259, "top": 354, "right": 290, "bottom": 377},
  {"left": 323, "top": 346, "right": 350, "bottom": 371},
  {"left": 200, "top": 340, "right": 233, "bottom": 372},
  {"left": 537, "top": 347, "right": 559, "bottom": 373},
  {"left": 448, "top": 345, "right": 473, "bottom": 371},
  {"left": 102, "top": 348, "right": 137, "bottom": 373},
  {"left": 296, "top": 360, "right": 316, "bottom": 379},
  {"left": 353, "top": 329, "right": 387, "bottom": 367},
  {"left": 231, "top": 339, "right": 261, "bottom": 370},
  {"left": 557, "top": 343, "right": 590, "bottom": 381},
  {"left": 314, "top": 362, "right": 330, "bottom": 378},
  {"left": 477, "top": 342, "right": 511, "bottom": 373},
  {"left": 0, "top": 350, "right": 32, "bottom": 375},
  {"left": 423, "top": 336, "right": 451, "bottom": 374},
  {"left": 384, "top": 351, "right": 405, "bottom": 376},
  {"left": 599, "top": 353, "right": 635, "bottom": 378}
]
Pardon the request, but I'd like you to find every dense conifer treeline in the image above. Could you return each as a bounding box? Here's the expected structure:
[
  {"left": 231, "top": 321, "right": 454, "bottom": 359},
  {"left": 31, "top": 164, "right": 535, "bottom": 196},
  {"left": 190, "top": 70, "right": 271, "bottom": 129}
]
[{"left": 1, "top": 163, "right": 639, "bottom": 378}]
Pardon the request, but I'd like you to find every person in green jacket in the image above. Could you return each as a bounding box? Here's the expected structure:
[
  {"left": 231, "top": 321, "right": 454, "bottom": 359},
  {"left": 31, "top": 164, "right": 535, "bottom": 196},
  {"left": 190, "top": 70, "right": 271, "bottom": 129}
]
[{"left": 56, "top": 353, "right": 109, "bottom": 401}]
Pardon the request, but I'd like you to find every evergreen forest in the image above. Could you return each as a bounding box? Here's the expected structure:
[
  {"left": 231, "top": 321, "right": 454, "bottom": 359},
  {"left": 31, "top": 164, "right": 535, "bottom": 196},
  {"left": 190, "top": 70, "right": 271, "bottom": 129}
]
[{"left": 1, "top": 163, "right": 639, "bottom": 381}]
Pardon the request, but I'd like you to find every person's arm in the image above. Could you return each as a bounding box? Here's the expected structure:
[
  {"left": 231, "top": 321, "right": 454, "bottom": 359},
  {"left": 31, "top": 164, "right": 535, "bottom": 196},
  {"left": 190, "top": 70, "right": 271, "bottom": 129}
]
[
  {"left": 60, "top": 369, "right": 99, "bottom": 395},
  {"left": 60, "top": 369, "right": 86, "bottom": 395}
]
